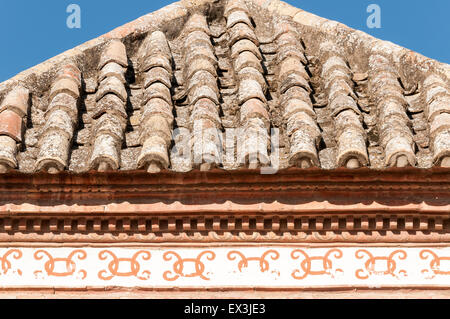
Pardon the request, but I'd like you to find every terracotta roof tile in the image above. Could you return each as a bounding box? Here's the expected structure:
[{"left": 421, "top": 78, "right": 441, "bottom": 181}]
[
  {"left": 0, "top": 86, "right": 29, "bottom": 117},
  {"left": 0, "top": 109, "right": 23, "bottom": 142},
  {"left": 227, "top": 10, "right": 252, "bottom": 29},
  {"left": 423, "top": 73, "right": 450, "bottom": 166},
  {"left": 241, "top": 99, "right": 270, "bottom": 129},
  {"left": 369, "top": 53, "right": 416, "bottom": 167},
  {"left": 191, "top": 98, "right": 221, "bottom": 125},
  {"left": 143, "top": 67, "right": 172, "bottom": 89},
  {"left": 98, "top": 62, "right": 127, "bottom": 84},
  {"left": 229, "top": 22, "right": 259, "bottom": 47},
  {"left": 0, "top": 0, "right": 448, "bottom": 174},
  {"left": 98, "top": 39, "right": 128, "bottom": 69},
  {"left": 0, "top": 87, "right": 28, "bottom": 172},
  {"left": 93, "top": 93, "right": 128, "bottom": 120},
  {"left": 89, "top": 40, "right": 128, "bottom": 172},
  {"left": 46, "top": 93, "right": 78, "bottom": 122},
  {"left": 318, "top": 41, "right": 368, "bottom": 168},
  {"left": 224, "top": 0, "right": 249, "bottom": 17},
  {"left": 138, "top": 31, "right": 174, "bottom": 173},
  {"left": 184, "top": 31, "right": 213, "bottom": 51},
  {"left": 141, "top": 98, "right": 174, "bottom": 124},
  {"left": 226, "top": 2, "right": 271, "bottom": 169},
  {"left": 184, "top": 14, "right": 222, "bottom": 170},
  {"left": 275, "top": 19, "right": 320, "bottom": 168},
  {"left": 0, "top": 135, "right": 18, "bottom": 171},
  {"left": 230, "top": 39, "right": 262, "bottom": 60}
]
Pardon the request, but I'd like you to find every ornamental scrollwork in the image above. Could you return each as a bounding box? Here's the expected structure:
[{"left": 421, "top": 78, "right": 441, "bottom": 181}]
[
  {"left": 34, "top": 250, "right": 87, "bottom": 279},
  {"left": 163, "top": 250, "right": 215, "bottom": 281},
  {"left": 291, "top": 249, "right": 343, "bottom": 280},
  {"left": 227, "top": 250, "right": 279, "bottom": 273},
  {"left": 355, "top": 249, "right": 407, "bottom": 279},
  {"left": 420, "top": 249, "right": 450, "bottom": 279},
  {"left": 0, "top": 249, "right": 22, "bottom": 275},
  {"left": 98, "top": 250, "right": 151, "bottom": 281}
]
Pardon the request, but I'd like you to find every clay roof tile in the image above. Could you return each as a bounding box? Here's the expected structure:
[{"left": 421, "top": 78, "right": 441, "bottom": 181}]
[{"left": 0, "top": 0, "right": 448, "bottom": 173}]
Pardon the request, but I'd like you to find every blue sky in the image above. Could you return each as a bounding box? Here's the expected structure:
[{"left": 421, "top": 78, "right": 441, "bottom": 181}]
[{"left": 0, "top": 0, "right": 448, "bottom": 82}]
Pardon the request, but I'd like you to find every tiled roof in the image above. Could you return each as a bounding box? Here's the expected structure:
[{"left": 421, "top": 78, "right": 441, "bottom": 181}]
[{"left": 0, "top": 0, "right": 449, "bottom": 174}]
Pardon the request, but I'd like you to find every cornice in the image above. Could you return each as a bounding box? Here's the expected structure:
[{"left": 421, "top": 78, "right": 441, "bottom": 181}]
[
  {"left": 0, "top": 213, "right": 448, "bottom": 243},
  {"left": 0, "top": 168, "right": 448, "bottom": 243},
  {"left": 0, "top": 168, "right": 449, "bottom": 198}
]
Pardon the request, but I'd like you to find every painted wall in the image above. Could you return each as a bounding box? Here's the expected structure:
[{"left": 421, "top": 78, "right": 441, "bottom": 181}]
[{"left": 0, "top": 245, "right": 448, "bottom": 289}]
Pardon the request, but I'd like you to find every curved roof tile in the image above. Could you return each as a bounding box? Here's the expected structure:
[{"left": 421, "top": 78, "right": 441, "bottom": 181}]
[{"left": 0, "top": 0, "right": 449, "bottom": 174}]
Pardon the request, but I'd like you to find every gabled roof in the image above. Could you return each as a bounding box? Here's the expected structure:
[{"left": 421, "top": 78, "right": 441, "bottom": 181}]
[{"left": 0, "top": 0, "right": 449, "bottom": 175}]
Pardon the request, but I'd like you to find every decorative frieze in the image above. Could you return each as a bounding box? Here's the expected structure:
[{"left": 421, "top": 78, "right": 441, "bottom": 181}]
[{"left": 0, "top": 246, "right": 448, "bottom": 288}]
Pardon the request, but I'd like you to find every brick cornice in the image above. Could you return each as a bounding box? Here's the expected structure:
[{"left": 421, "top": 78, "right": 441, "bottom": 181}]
[
  {"left": 0, "top": 168, "right": 449, "bottom": 200},
  {"left": 0, "top": 214, "right": 448, "bottom": 243},
  {"left": 0, "top": 168, "right": 448, "bottom": 243}
]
